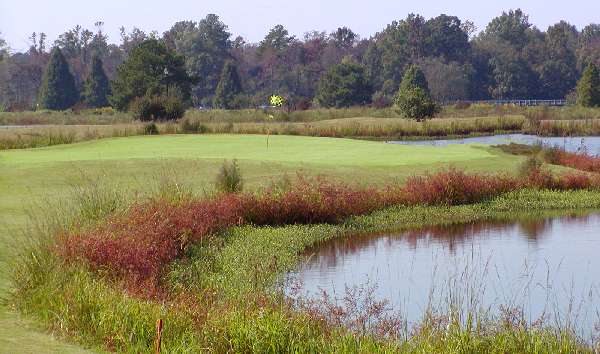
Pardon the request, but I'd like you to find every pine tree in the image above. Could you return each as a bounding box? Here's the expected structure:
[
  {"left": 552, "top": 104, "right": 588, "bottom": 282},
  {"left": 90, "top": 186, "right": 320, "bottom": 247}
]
[
  {"left": 213, "top": 60, "right": 242, "bottom": 109},
  {"left": 399, "top": 64, "right": 429, "bottom": 92},
  {"left": 38, "top": 47, "right": 78, "bottom": 110},
  {"left": 316, "top": 57, "right": 372, "bottom": 108},
  {"left": 576, "top": 62, "right": 600, "bottom": 107},
  {"left": 394, "top": 64, "right": 439, "bottom": 121},
  {"left": 83, "top": 55, "right": 110, "bottom": 108}
]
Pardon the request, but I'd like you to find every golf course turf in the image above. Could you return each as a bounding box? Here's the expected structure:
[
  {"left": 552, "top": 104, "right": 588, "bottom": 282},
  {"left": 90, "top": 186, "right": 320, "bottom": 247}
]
[{"left": 2, "top": 134, "right": 498, "bottom": 165}]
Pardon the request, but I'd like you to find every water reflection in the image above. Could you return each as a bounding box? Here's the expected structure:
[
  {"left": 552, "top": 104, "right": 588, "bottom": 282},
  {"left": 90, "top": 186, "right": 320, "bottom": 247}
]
[
  {"left": 389, "top": 134, "right": 600, "bottom": 155},
  {"left": 289, "top": 213, "right": 600, "bottom": 334},
  {"left": 309, "top": 215, "right": 586, "bottom": 265}
]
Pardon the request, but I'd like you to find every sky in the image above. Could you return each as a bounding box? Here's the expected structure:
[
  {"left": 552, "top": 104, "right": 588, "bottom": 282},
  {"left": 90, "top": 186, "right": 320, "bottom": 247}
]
[{"left": 2, "top": 0, "right": 600, "bottom": 52}]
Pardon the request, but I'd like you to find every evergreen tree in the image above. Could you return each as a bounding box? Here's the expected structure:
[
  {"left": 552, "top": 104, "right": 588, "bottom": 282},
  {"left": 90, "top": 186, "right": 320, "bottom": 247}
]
[
  {"left": 83, "top": 55, "right": 110, "bottom": 107},
  {"left": 394, "top": 64, "right": 439, "bottom": 120},
  {"left": 110, "top": 39, "right": 192, "bottom": 110},
  {"left": 213, "top": 60, "right": 242, "bottom": 109},
  {"left": 398, "top": 64, "right": 430, "bottom": 93},
  {"left": 38, "top": 47, "right": 78, "bottom": 110},
  {"left": 316, "top": 57, "right": 372, "bottom": 108},
  {"left": 576, "top": 62, "right": 600, "bottom": 107}
]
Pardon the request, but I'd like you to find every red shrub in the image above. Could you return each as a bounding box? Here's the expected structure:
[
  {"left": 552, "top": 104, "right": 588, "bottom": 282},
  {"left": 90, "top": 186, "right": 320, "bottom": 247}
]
[
  {"left": 400, "top": 169, "right": 520, "bottom": 206},
  {"left": 61, "top": 194, "right": 245, "bottom": 294},
  {"left": 554, "top": 173, "right": 592, "bottom": 190},
  {"left": 545, "top": 148, "right": 600, "bottom": 173},
  {"left": 242, "top": 176, "right": 388, "bottom": 225},
  {"left": 525, "top": 168, "right": 557, "bottom": 189},
  {"left": 551, "top": 172, "right": 600, "bottom": 190}
]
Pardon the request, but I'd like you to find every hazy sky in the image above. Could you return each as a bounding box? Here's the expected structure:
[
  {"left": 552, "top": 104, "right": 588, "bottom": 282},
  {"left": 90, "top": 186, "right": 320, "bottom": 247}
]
[{"left": 2, "top": 0, "right": 600, "bottom": 52}]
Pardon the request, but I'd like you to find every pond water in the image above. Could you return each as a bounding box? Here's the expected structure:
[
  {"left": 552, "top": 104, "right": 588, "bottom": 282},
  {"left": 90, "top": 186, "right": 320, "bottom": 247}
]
[
  {"left": 389, "top": 134, "right": 600, "bottom": 155},
  {"left": 288, "top": 213, "right": 600, "bottom": 335}
]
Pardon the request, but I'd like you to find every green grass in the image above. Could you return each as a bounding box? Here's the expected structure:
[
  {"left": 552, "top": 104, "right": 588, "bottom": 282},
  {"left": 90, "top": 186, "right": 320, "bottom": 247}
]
[
  {"left": 0, "top": 134, "right": 530, "bottom": 352},
  {"left": 1, "top": 134, "right": 509, "bottom": 166}
]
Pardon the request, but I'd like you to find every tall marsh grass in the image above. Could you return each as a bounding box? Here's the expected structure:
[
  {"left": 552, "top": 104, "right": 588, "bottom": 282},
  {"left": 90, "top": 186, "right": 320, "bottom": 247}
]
[
  {"left": 180, "top": 115, "right": 527, "bottom": 139},
  {"left": 0, "top": 124, "right": 150, "bottom": 149},
  {"left": 0, "top": 108, "right": 132, "bottom": 125}
]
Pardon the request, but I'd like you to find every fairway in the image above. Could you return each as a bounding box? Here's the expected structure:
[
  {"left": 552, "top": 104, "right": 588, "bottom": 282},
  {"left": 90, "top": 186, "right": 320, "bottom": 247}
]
[
  {"left": 0, "top": 134, "right": 524, "bottom": 353},
  {"left": 1, "top": 134, "right": 495, "bottom": 166}
]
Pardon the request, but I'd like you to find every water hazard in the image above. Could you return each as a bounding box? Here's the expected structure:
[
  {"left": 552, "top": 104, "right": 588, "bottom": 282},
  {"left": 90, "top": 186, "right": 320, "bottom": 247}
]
[
  {"left": 288, "top": 213, "right": 600, "bottom": 336},
  {"left": 389, "top": 134, "right": 600, "bottom": 155}
]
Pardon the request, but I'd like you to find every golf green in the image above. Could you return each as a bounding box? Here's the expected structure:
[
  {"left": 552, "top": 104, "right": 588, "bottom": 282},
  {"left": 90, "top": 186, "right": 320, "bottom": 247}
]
[{"left": 0, "top": 134, "right": 495, "bottom": 166}]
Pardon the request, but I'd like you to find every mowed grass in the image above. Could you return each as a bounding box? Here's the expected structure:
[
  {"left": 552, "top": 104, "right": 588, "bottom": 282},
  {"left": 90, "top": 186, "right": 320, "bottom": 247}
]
[
  {"left": 2, "top": 134, "right": 496, "bottom": 165},
  {"left": 0, "top": 134, "right": 525, "bottom": 353}
]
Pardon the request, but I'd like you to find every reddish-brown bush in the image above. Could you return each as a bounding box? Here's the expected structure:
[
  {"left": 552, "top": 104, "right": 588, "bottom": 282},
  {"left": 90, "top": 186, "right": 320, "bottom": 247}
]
[
  {"left": 400, "top": 169, "right": 520, "bottom": 206},
  {"left": 243, "top": 176, "right": 388, "bottom": 225},
  {"left": 549, "top": 149, "right": 600, "bottom": 173},
  {"left": 61, "top": 194, "right": 245, "bottom": 294}
]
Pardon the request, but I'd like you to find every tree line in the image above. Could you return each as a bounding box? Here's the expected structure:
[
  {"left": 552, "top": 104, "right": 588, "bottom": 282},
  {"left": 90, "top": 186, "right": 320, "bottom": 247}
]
[{"left": 1, "top": 9, "right": 600, "bottom": 112}]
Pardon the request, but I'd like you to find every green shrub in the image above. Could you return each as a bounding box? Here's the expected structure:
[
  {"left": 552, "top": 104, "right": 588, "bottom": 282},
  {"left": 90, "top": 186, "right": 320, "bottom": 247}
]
[
  {"left": 143, "top": 122, "right": 159, "bottom": 135},
  {"left": 179, "top": 118, "right": 208, "bottom": 133},
  {"left": 130, "top": 96, "right": 159, "bottom": 121},
  {"left": 130, "top": 95, "right": 185, "bottom": 121},
  {"left": 215, "top": 159, "right": 243, "bottom": 193},
  {"left": 519, "top": 153, "right": 545, "bottom": 177},
  {"left": 395, "top": 86, "right": 440, "bottom": 121},
  {"left": 394, "top": 65, "right": 440, "bottom": 121},
  {"left": 91, "top": 106, "right": 116, "bottom": 115},
  {"left": 163, "top": 96, "right": 185, "bottom": 120}
]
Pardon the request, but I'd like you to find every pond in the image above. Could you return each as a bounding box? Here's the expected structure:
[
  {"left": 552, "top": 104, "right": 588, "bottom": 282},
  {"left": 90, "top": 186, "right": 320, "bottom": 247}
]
[
  {"left": 287, "top": 213, "right": 600, "bottom": 336},
  {"left": 389, "top": 134, "right": 600, "bottom": 155}
]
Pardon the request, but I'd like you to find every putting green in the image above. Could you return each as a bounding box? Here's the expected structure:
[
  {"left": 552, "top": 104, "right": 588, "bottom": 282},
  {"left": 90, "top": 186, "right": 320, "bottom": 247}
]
[{"left": 0, "top": 134, "right": 494, "bottom": 166}]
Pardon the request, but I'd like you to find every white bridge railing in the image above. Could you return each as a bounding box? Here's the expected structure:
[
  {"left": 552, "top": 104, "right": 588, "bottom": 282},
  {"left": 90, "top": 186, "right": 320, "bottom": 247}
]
[{"left": 445, "top": 99, "right": 568, "bottom": 107}]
